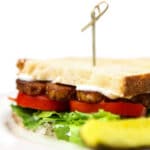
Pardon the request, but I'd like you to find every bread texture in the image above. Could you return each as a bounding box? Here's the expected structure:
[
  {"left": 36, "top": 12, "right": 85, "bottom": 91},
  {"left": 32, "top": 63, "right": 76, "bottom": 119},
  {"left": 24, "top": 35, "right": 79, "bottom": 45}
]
[
  {"left": 8, "top": 113, "right": 82, "bottom": 150},
  {"left": 17, "top": 57, "right": 150, "bottom": 98},
  {"left": 12, "top": 112, "right": 55, "bottom": 137}
]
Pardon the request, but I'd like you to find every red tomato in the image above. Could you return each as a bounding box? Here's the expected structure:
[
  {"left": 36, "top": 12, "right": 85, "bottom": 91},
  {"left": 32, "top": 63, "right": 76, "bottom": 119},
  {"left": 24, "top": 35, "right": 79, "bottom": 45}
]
[
  {"left": 99, "top": 101, "right": 146, "bottom": 117},
  {"left": 70, "top": 100, "right": 100, "bottom": 113},
  {"left": 16, "top": 92, "right": 69, "bottom": 112},
  {"left": 70, "top": 100, "right": 146, "bottom": 117}
]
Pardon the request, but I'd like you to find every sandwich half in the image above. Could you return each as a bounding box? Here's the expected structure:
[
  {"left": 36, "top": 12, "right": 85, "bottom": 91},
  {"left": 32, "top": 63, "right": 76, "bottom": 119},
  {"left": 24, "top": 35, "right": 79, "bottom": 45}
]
[{"left": 10, "top": 57, "right": 150, "bottom": 146}]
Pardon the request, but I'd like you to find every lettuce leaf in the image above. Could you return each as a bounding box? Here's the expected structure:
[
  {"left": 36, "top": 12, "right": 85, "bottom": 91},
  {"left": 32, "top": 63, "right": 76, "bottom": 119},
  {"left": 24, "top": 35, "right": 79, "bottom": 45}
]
[
  {"left": 53, "top": 124, "right": 70, "bottom": 141},
  {"left": 11, "top": 105, "right": 41, "bottom": 130},
  {"left": 69, "top": 125, "right": 84, "bottom": 145},
  {"left": 11, "top": 105, "right": 120, "bottom": 145}
]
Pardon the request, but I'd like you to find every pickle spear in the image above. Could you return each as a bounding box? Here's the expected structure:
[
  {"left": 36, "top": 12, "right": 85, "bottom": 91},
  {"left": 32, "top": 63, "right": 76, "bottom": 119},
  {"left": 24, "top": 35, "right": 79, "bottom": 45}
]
[{"left": 80, "top": 118, "right": 150, "bottom": 149}]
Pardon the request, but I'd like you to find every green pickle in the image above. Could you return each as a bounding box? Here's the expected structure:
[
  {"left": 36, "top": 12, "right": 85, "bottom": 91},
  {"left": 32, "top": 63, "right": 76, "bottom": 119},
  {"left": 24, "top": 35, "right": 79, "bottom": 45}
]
[{"left": 80, "top": 118, "right": 150, "bottom": 149}]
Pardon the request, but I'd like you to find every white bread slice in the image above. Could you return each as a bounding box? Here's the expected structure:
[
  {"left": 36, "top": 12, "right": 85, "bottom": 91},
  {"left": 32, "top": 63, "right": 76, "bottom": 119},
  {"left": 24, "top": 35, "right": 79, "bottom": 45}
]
[{"left": 17, "top": 57, "right": 150, "bottom": 98}]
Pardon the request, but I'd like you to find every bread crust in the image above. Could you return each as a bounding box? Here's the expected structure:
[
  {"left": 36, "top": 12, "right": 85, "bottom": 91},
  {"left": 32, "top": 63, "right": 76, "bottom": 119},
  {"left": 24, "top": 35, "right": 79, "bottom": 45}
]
[
  {"left": 124, "top": 73, "right": 150, "bottom": 97},
  {"left": 17, "top": 59, "right": 26, "bottom": 70}
]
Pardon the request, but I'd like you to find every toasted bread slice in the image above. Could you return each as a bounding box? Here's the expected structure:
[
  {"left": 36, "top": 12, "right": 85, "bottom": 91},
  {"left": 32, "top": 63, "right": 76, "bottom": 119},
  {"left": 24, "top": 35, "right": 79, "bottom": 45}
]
[{"left": 17, "top": 58, "right": 150, "bottom": 98}]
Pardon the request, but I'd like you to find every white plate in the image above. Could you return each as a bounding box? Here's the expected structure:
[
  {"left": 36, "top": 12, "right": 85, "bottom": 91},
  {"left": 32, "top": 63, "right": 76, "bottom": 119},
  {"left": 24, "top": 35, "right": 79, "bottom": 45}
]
[{"left": 0, "top": 95, "right": 88, "bottom": 150}]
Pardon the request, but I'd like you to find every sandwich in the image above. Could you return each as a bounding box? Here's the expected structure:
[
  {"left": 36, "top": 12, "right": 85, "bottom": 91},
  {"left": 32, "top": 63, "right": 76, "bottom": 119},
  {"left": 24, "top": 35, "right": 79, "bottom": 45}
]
[{"left": 9, "top": 57, "right": 150, "bottom": 149}]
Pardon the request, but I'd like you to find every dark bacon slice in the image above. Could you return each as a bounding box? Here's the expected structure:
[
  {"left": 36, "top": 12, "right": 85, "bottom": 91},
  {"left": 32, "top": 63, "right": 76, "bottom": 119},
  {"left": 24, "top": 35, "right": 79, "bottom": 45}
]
[
  {"left": 16, "top": 79, "right": 48, "bottom": 96},
  {"left": 130, "top": 94, "right": 150, "bottom": 109},
  {"left": 46, "top": 83, "right": 76, "bottom": 101},
  {"left": 77, "top": 90, "right": 105, "bottom": 103}
]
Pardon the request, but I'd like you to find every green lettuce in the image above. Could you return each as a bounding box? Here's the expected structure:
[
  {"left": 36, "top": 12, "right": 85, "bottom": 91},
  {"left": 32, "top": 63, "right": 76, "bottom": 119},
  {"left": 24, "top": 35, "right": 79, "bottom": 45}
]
[
  {"left": 53, "top": 124, "right": 70, "bottom": 141},
  {"left": 11, "top": 105, "right": 120, "bottom": 145}
]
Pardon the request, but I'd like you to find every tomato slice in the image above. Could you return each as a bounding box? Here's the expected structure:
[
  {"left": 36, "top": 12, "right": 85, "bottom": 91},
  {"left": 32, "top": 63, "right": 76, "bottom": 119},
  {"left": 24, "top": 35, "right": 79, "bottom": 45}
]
[
  {"left": 70, "top": 100, "right": 100, "bottom": 113},
  {"left": 16, "top": 92, "right": 69, "bottom": 112},
  {"left": 99, "top": 101, "right": 146, "bottom": 117},
  {"left": 70, "top": 100, "right": 146, "bottom": 117}
]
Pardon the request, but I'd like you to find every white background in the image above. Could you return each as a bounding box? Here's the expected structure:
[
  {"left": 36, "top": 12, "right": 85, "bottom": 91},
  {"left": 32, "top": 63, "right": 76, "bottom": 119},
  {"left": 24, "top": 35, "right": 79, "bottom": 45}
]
[{"left": 0, "top": 0, "right": 150, "bottom": 93}]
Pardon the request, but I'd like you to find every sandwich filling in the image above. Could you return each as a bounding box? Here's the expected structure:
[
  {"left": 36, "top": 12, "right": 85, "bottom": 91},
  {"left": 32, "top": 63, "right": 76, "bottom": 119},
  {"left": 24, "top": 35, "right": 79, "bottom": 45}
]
[
  {"left": 15, "top": 79, "right": 147, "bottom": 117},
  {"left": 12, "top": 80, "right": 121, "bottom": 146}
]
